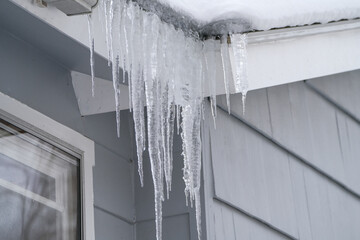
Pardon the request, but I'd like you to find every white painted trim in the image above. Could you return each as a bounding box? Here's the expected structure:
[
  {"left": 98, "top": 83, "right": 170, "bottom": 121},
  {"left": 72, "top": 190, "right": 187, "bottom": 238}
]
[
  {"left": 72, "top": 71, "right": 130, "bottom": 115},
  {"left": 0, "top": 91, "right": 95, "bottom": 240},
  {"left": 241, "top": 24, "right": 360, "bottom": 92}
]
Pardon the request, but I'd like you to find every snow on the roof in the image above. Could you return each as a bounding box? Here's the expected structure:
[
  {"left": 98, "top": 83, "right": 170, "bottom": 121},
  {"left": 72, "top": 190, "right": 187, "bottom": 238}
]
[{"left": 155, "top": 0, "right": 360, "bottom": 32}]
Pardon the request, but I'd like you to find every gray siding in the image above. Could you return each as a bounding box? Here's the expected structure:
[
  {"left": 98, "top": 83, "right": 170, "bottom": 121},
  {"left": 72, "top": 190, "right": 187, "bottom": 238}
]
[
  {"left": 203, "top": 70, "right": 360, "bottom": 240},
  {"left": 0, "top": 26, "right": 135, "bottom": 239}
]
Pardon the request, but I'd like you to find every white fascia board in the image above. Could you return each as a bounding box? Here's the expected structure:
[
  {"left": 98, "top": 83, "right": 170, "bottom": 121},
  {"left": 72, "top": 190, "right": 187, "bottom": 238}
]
[
  {"left": 11, "top": 0, "right": 360, "bottom": 113},
  {"left": 242, "top": 19, "right": 360, "bottom": 92}
]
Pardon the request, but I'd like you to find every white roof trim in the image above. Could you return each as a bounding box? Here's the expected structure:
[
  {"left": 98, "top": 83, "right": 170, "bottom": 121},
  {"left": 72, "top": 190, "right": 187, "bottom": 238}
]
[{"left": 241, "top": 19, "right": 360, "bottom": 92}]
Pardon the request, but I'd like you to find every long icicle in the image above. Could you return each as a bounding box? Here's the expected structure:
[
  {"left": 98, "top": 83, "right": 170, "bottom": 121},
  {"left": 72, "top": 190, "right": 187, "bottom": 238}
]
[
  {"left": 87, "top": 14, "right": 95, "bottom": 97},
  {"left": 143, "top": 14, "right": 164, "bottom": 240},
  {"left": 220, "top": 35, "right": 232, "bottom": 113},
  {"left": 231, "top": 33, "right": 249, "bottom": 115}
]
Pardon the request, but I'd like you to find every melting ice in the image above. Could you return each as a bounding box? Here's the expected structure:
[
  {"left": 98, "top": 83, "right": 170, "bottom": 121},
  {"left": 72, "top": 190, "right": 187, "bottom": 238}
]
[{"left": 92, "top": 1, "right": 249, "bottom": 239}]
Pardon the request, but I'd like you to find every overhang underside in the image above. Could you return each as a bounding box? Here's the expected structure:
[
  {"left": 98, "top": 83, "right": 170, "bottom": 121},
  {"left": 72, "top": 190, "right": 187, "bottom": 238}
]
[{"left": 3, "top": 0, "right": 360, "bottom": 115}]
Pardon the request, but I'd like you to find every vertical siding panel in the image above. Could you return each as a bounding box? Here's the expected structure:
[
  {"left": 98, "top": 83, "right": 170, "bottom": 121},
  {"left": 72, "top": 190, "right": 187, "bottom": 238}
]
[
  {"left": 304, "top": 83, "right": 345, "bottom": 183},
  {"left": 303, "top": 169, "right": 334, "bottom": 240},
  {"left": 244, "top": 124, "right": 271, "bottom": 221},
  {"left": 260, "top": 143, "right": 297, "bottom": 237},
  {"left": 267, "top": 85, "right": 295, "bottom": 146},
  {"left": 344, "top": 118, "right": 360, "bottom": 193},
  {"left": 306, "top": 70, "right": 360, "bottom": 120},
  {"left": 329, "top": 186, "right": 360, "bottom": 239},
  {"left": 287, "top": 82, "right": 315, "bottom": 161},
  {"left": 220, "top": 207, "right": 236, "bottom": 240},
  {"left": 213, "top": 205, "right": 225, "bottom": 240},
  {"left": 217, "top": 88, "right": 273, "bottom": 136},
  {"left": 288, "top": 158, "right": 313, "bottom": 240},
  {"left": 335, "top": 112, "right": 360, "bottom": 193}
]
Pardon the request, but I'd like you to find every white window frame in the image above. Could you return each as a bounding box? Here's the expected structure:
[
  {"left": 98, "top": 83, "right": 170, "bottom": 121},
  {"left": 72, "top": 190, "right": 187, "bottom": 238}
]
[{"left": 0, "top": 91, "right": 95, "bottom": 240}]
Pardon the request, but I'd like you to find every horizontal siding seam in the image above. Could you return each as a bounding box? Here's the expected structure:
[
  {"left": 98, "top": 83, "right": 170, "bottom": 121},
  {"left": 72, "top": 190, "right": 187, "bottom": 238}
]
[
  {"left": 95, "top": 141, "right": 133, "bottom": 164},
  {"left": 94, "top": 204, "right": 135, "bottom": 225},
  {"left": 134, "top": 212, "right": 190, "bottom": 224},
  {"left": 213, "top": 197, "right": 298, "bottom": 240},
  {"left": 215, "top": 103, "right": 360, "bottom": 201}
]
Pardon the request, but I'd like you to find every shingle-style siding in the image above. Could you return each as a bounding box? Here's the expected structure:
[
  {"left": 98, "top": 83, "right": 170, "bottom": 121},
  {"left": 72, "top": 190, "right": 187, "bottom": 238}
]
[{"left": 203, "top": 70, "right": 360, "bottom": 240}]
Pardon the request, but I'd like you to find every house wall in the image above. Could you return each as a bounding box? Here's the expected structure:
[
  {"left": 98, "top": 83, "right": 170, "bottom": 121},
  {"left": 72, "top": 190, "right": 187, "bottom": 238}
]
[
  {"left": 203, "top": 70, "right": 360, "bottom": 240},
  {"left": 0, "top": 26, "right": 135, "bottom": 239},
  {"left": 2, "top": 4, "right": 360, "bottom": 239}
]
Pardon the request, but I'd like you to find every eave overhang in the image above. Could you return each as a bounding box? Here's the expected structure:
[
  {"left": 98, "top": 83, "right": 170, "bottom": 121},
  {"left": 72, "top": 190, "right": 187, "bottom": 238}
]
[{"left": 5, "top": 0, "right": 360, "bottom": 115}]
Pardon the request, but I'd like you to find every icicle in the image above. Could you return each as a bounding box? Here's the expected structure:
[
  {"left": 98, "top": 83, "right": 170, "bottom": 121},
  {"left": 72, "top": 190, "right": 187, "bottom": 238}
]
[
  {"left": 220, "top": 35, "right": 232, "bottom": 113},
  {"left": 109, "top": 0, "right": 123, "bottom": 138},
  {"left": 130, "top": 4, "right": 146, "bottom": 186},
  {"left": 127, "top": 3, "right": 136, "bottom": 112},
  {"left": 230, "top": 33, "right": 248, "bottom": 115},
  {"left": 178, "top": 38, "right": 203, "bottom": 240},
  {"left": 181, "top": 100, "right": 202, "bottom": 240},
  {"left": 87, "top": 14, "right": 95, "bottom": 97},
  {"left": 104, "top": 0, "right": 114, "bottom": 66},
  {"left": 176, "top": 105, "right": 181, "bottom": 135},
  {"left": 143, "top": 15, "right": 164, "bottom": 240},
  {"left": 203, "top": 39, "right": 218, "bottom": 128},
  {"left": 158, "top": 24, "right": 176, "bottom": 200}
]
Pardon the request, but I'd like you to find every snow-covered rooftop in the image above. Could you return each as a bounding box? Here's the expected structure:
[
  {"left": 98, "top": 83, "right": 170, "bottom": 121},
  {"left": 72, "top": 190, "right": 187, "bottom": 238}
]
[{"left": 137, "top": 0, "right": 360, "bottom": 36}]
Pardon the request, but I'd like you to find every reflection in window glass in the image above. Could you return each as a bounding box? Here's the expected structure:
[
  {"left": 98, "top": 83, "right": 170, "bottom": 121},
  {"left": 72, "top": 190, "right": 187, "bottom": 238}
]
[{"left": 0, "top": 118, "right": 80, "bottom": 240}]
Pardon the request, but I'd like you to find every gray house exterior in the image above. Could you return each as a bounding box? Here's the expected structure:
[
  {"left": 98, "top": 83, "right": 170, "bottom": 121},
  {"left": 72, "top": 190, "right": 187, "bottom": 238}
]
[
  {"left": 203, "top": 71, "right": 360, "bottom": 240},
  {"left": 1, "top": 1, "right": 360, "bottom": 240}
]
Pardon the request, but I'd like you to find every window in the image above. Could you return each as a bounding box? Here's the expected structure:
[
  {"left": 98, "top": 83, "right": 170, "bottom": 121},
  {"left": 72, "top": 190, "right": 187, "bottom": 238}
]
[
  {"left": 0, "top": 92, "right": 95, "bottom": 240},
  {"left": 0, "top": 118, "right": 80, "bottom": 240}
]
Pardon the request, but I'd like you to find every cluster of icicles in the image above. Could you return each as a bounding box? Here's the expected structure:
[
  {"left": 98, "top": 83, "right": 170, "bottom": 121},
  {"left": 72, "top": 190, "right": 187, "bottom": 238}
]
[{"left": 88, "top": 1, "right": 248, "bottom": 239}]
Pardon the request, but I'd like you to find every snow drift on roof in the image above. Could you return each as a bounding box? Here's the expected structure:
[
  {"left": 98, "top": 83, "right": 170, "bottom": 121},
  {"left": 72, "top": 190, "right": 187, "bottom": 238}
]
[{"left": 143, "top": 0, "right": 360, "bottom": 35}]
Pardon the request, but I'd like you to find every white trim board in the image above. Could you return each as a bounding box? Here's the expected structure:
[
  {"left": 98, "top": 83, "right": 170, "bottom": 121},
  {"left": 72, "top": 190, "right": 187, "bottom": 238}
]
[
  {"left": 242, "top": 23, "right": 360, "bottom": 92},
  {"left": 0, "top": 91, "right": 95, "bottom": 240},
  {"left": 72, "top": 71, "right": 130, "bottom": 115}
]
